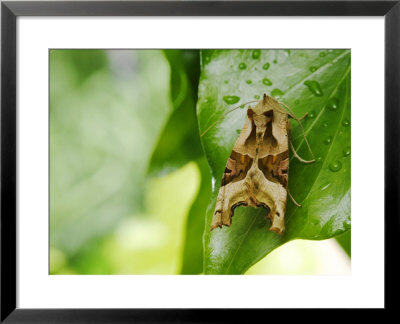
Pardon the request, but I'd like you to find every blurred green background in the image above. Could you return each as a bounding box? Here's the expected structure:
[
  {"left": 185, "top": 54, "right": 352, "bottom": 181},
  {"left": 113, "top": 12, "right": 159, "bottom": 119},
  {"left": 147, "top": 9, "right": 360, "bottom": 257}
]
[{"left": 50, "top": 50, "right": 350, "bottom": 275}]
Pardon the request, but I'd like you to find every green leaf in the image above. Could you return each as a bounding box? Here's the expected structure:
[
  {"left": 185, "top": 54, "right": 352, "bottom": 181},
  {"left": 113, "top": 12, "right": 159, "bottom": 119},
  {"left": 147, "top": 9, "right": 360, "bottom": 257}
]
[
  {"left": 146, "top": 50, "right": 212, "bottom": 274},
  {"left": 335, "top": 230, "right": 351, "bottom": 257},
  {"left": 50, "top": 49, "right": 108, "bottom": 86},
  {"left": 50, "top": 50, "right": 172, "bottom": 255},
  {"left": 147, "top": 50, "right": 203, "bottom": 176},
  {"left": 180, "top": 157, "right": 212, "bottom": 274},
  {"left": 198, "top": 49, "right": 351, "bottom": 274}
]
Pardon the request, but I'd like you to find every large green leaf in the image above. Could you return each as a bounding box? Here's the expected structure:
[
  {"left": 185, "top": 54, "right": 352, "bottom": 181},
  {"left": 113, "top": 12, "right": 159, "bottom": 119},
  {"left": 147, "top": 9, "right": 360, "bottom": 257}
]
[{"left": 197, "top": 49, "right": 351, "bottom": 274}]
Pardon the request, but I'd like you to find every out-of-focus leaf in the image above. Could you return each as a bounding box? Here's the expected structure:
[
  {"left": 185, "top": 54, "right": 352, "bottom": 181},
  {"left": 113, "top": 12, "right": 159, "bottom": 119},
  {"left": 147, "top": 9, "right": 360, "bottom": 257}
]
[
  {"left": 147, "top": 50, "right": 203, "bottom": 176},
  {"left": 147, "top": 50, "right": 212, "bottom": 274},
  {"left": 50, "top": 49, "right": 108, "bottom": 86},
  {"left": 180, "top": 157, "right": 212, "bottom": 274},
  {"left": 335, "top": 230, "right": 351, "bottom": 257},
  {"left": 197, "top": 49, "right": 351, "bottom": 274},
  {"left": 50, "top": 50, "right": 171, "bottom": 256}
]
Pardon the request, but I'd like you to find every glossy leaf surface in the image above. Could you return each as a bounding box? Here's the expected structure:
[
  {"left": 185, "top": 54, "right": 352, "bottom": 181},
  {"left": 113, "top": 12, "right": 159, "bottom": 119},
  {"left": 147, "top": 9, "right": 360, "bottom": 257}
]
[{"left": 197, "top": 49, "right": 351, "bottom": 274}]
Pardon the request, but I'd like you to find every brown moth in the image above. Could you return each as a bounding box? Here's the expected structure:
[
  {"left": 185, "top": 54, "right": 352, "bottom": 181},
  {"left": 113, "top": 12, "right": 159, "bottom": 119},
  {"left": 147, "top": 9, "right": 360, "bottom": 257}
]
[{"left": 209, "top": 94, "right": 314, "bottom": 234}]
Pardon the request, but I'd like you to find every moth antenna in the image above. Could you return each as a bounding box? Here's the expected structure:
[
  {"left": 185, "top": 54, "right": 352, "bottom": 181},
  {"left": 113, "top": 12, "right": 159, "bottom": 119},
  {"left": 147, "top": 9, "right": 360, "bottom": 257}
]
[
  {"left": 200, "top": 100, "right": 259, "bottom": 137},
  {"left": 298, "top": 112, "right": 308, "bottom": 121},
  {"left": 290, "top": 140, "right": 315, "bottom": 163},
  {"left": 279, "top": 101, "right": 315, "bottom": 161},
  {"left": 288, "top": 190, "right": 301, "bottom": 207}
]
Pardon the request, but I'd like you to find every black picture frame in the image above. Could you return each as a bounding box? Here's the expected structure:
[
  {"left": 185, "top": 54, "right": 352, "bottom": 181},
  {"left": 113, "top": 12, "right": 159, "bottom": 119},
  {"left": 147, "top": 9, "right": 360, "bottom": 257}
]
[{"left": 1, "top": 0, "right": 398, "bottom": 322}]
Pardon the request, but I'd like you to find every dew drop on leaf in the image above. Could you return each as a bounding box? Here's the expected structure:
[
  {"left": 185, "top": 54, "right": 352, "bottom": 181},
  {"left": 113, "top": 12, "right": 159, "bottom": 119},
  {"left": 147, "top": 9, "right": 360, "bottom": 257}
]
[
  {"left": 323, "top": 121, "right": 329, "bottom": 127},
  {"left": 309, "top": 66, "right": 318, "bottom": 72},
  {"left": 329, "top": 160, "right": 342, "bottom": 172},
  {"left": 224, "top": 80, "right": 229, "bottom": 84},
  {"left": 326, "top": 98, "right": 339, "bottom": 111},
  {"left": 308, "top": 111, "right": 316, "bottom": 118},
  {"left": 317, "top": 156, "right": 323, "bottom": 162},
  {"left": 319, "top": 183, "right": 331, "bottom": 191},
  {"left": 271, "top": 88, "right": 284, "bottom": 98},
  {"left": 246, "top": 80, "right": 252, "bottom": 84},
  {"left": 273, "top": 59, "right": 278, "bottom": 64},
  {"left": 238, "top": 62, "right": 247, "bottom": 70},
  {"left": 324, "top": 136, "right": 332, "bottom": 145},
  {"left": 262, "top": 78, "right": 272, "bottom": 86},
  {"left": 263, "top": 63, "right": 270, "bottom": 70},
  {"left": 343, "top": 146, "right": 351, "bottom": 157},
  {"left": 304, "top": 80, "right": 323, "bottom": 96},
  {"left": 223, "top": 96, "right": 240, "bottom": 105},
  {"left": 342, "top": 119, "right": 350, "bottom": 126},
  {"left": 251, "top": 50, "right": 261, "bottom": 59}
]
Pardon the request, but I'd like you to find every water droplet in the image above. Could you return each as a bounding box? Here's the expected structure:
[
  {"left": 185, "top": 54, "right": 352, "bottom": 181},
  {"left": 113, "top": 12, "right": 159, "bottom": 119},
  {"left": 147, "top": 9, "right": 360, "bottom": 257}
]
[
  {"left": 238, "top": 62, "right": 247, "bottom": 70},
  {"left": 204, "top": 56, "right": 211, "bottom": 63},
  {"left": 304, "top": 80, "right": 323, "bottom": 96},
  {"left": 308, "top": 111, "right": 316, "bottom": 118},
  {"left": 324, "top": 136, "right": 332, "bottom": 145},
  {"left": 262, "top": 78, "right": 272, "bottom": 86},
  {"left": 271, "top": 88, "right": 284, "bottom": 98},
  {"left": 319, "top": 183, "right": 330, "bottom": 191},
  {"left": 295, "top": 100, "right": 300, "bottom": 105},
  {"left": 343, "top": 146, "right": 351, "bottom": 157},
  {"left": 252, "top": 50, "right": 261, "bottom": 59},
  {"left": 323, "top": 121, "right": 328, "bottom": 127},
  {"left": 309, "top": 66, "right": 318, "bottom": 72},
  {"left": 273, "top": 59, "right": 278, "bottom": 64},
  {"left": 342, "top": 119, "right": 350, "bottom": 126},
  {"left": 319, "top": 51, "right": 326, "bottom": 57},
  {"left": 236, "top": 129, "right": 241, "bottom": 134},
  {"left": 326, "top": 98, "right": 339, "bottom": 111},
  {"left": 317, "top": 156, "right": 323, "bottom": 162},
  {"left": 329, "top": 160, "right": 342, "bottom": 172},
  {"left": 263, "top": 63, "right": 270, "bottom": 70},
  {"left": 224, "top": 80, "right": 229, "bottom": 84},
  {"left": 223, "top": 96, "right": 240, "bottom": 105},
  {"left": 254, "top": 95, "right": 260, "bottom": 100},
  {"left": 246, "top": 80, "right": 252, "bottom": 84}
]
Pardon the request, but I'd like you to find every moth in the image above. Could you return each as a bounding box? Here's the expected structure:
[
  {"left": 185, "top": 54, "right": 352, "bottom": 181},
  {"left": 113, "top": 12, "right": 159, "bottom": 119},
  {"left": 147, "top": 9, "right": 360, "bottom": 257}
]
[{"left": 207, "top": 94, "right": 314, "bottom": 235}]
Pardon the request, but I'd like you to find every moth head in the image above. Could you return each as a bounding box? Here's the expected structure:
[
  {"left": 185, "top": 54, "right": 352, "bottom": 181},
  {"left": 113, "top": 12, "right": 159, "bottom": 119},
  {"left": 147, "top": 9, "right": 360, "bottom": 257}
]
[{"left": 247, "top": 107, "right": 272, "bottom": 128}]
